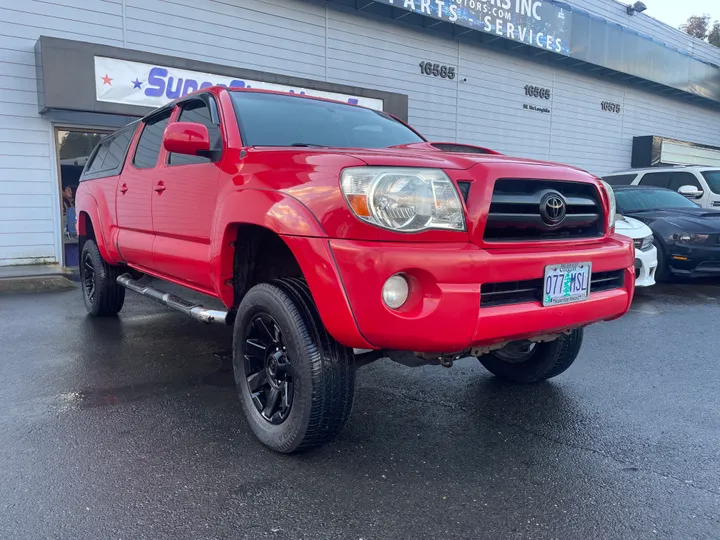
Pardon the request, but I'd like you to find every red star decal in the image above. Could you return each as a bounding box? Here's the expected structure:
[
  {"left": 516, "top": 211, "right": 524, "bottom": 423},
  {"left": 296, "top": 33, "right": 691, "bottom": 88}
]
[{"left": 101, "top": 74, "right": 113, "bottom": 85}]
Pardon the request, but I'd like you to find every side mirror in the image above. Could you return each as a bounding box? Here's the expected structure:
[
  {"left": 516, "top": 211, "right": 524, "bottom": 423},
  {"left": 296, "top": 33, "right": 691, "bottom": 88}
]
[
  {"left": 678, "top": 185, "right": 703, "bottom": 199},
  {"left": 163, "top": 122, "right": 210, "bottom": 156}
]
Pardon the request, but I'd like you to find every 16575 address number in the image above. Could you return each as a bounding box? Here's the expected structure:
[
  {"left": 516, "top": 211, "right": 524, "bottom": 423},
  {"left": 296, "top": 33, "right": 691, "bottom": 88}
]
[{"left": 419, "top": 61, "right": 456, "bottom": 80}]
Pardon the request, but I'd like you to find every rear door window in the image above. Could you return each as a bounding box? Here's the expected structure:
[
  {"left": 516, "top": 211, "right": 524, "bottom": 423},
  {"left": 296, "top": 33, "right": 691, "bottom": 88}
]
[
  {"left": 133, "top": 110, "right": 172, "bottom": 169},
  {"left": 638, "top": 171, "right": 672, "bottom": 188}
]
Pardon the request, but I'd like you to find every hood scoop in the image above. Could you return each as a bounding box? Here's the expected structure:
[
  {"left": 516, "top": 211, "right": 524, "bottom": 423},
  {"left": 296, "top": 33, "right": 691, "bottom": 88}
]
[{"left": 430, "top": 142, "right": 497, "bottom": 155}]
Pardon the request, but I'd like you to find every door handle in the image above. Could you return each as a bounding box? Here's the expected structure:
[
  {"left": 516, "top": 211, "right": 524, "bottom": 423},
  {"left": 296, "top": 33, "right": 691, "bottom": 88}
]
[
  {"left": 154, "top": 182, "right": 166, "bottom": 193},
  {"left": 119, "top": 183, "right": 128, "bottom": 194}
]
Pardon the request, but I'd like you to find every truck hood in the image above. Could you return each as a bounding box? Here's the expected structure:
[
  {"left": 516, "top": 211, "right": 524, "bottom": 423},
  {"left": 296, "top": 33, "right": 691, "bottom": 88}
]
[{"left": 341, "top": 142, "right": 586, "bottom": 172}]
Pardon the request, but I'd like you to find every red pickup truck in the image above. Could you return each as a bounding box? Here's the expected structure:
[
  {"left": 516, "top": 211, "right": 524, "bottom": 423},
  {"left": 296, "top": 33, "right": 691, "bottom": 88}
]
[{"left": 76, "top": 87, "right": 634, "bottom": 452}]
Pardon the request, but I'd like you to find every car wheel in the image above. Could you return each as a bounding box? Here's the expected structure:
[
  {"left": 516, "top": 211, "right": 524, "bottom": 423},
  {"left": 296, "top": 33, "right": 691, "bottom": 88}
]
[
  {"left": 653, "top": 240, "right": 673, "bottom": 282},
  {"left": 478, "top": 329, "right": 583, "bottom": 383},
  {"left": 80, "top": 239, "right": 125, "bottom": 316},
  {"left": 233, "top": 278, "right": 355, "bottom": 453}
]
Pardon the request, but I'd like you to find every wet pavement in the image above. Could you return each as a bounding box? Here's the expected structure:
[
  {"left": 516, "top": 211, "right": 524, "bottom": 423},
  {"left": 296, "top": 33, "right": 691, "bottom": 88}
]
[{"left": 1, "top": 282, "right": 719, "bottom": 540}]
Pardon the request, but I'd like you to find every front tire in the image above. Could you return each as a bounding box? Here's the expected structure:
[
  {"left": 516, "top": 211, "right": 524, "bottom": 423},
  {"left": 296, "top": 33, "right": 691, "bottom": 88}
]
[
  {"left": 479, "top": 329, "right": 583, "bottom": 383},
  {"left": 654, "top": 240, "right": 673, "bottom": 282},
  {"left": 80, "top": 239, "right": 125, "bottom": 316},
  {"left": 233, "top": 278, "right": 355, "bottom": 453}
]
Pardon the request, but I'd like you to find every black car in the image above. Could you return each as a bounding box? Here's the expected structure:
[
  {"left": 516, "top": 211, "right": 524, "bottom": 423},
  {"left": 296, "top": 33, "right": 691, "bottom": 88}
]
[{"left": 614, "top": 185, "right": 720, "bottom": 280}]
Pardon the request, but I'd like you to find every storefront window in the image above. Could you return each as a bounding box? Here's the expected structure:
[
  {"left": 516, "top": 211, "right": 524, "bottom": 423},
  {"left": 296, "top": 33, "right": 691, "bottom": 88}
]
[{"left": 56, "top": 129, "right": 109, "bottom": 268}]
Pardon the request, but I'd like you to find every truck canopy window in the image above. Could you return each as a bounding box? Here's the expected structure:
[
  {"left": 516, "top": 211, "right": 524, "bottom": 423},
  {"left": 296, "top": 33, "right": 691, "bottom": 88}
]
[{"left": 229, "top": 91, "right": 423, "bottom": 148}]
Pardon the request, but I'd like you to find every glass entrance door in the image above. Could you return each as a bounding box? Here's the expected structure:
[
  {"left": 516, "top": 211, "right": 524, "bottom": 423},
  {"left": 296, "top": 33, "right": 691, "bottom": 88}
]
[{"left": 55, "top": 128, "right": 111, "bottom": 269}]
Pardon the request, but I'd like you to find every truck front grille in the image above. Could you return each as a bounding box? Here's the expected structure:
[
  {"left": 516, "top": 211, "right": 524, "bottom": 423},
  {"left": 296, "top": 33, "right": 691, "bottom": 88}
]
[
  {"left": 484, "top": 179, "right": 604, "bottom": 241},
  {"left": 480, "top": 270, "right": 625, "bottom": 308}
]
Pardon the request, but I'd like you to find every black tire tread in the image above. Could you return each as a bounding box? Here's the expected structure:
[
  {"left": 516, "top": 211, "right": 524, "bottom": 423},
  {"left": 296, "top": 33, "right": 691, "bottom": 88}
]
[
  {"left": 273, "top": 278, "right": 355, "bottom": 450},
  {"left": 653, "top": 239, "right": 672, "bottom": 283},
  {"left": 480, "top": 328, "right": 584, "bottom": 383},
  {"left": 540, "top": 328, "right": 583, "bottom": 380},
  {"left": 234, "top": 278, "right": 354, "bottom": 453},
  {"left": 81, "top": 239, "right": 125, "bottom": 316}
]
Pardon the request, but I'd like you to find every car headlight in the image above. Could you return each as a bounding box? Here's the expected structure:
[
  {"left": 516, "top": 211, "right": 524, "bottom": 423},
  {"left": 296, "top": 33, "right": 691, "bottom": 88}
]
[
  {"left": 634, "top": 234, "right": 654, "bottom": 251},
  {"left": 340, "top": 167, "right": 466, "bottom": 232},
  {"left": 677, "top": 233, "right": 709, "bottom": 244},
  {"left": 599, "top": 180, "right": 616, "bottom": 231}
]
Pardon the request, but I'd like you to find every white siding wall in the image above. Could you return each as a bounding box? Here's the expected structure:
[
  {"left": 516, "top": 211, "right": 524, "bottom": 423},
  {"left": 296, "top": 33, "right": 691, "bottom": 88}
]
[
  {"left": 0, "top": 0, "right": 124, "bottom": 265},
  {"left": 0, "top": 0, "right": 719, "bottom": 266}
]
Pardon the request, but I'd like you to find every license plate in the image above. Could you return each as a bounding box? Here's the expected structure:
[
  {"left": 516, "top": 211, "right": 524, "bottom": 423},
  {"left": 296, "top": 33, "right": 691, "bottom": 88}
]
[{"left": 542, "top": 262, "right": 591, "bottom": 306}]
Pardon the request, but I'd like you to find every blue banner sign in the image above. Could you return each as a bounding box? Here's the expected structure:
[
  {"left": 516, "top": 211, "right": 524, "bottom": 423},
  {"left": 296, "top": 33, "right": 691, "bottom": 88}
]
[{"left": 375, "top": 0, "right": 572, "bottom": 55}]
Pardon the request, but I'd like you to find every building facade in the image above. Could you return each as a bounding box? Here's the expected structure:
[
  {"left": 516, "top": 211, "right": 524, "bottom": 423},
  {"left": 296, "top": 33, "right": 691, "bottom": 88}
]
[{"left": 1, "top": 0, "right": 719, "bottom": 268}]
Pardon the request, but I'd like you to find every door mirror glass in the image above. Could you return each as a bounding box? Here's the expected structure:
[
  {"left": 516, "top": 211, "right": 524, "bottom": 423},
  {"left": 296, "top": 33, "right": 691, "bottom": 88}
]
[
  {"left": 163, "top": 122, "right": 211, "bottom": 156},
  {"left": 678, "top": 185, "right": 703, "bottom": 198}
]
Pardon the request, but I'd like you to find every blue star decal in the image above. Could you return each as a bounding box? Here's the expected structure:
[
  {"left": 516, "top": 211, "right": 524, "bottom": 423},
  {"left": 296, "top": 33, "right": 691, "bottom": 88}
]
[{"left": 131, "top": 78, "right": 143, "bottom": 89}]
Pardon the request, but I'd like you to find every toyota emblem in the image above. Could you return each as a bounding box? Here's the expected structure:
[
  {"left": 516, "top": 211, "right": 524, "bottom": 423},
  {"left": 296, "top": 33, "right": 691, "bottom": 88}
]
[{"left": 539, "top": 192, "right": 567, "bottom": 226}]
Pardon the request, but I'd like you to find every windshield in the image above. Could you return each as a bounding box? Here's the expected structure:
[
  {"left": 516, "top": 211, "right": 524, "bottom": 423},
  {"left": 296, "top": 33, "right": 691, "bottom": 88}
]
[
  {"left": 702, "top": 171, "right": 720, "bottom": 194},
  {"left": 615, "top": 188, "right": 699, "bottom": 213},
  {"left": 229, "top": 91, "right": 424, "bottom": 148}
]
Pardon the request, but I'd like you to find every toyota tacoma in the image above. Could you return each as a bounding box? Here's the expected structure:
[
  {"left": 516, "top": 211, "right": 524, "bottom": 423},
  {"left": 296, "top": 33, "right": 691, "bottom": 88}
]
[{"left": 75, "top": 87, "right": 634, "bottom": 453}]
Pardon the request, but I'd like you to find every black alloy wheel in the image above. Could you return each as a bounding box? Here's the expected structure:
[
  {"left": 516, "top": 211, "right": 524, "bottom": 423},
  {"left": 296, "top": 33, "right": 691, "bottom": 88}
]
[
  {"left": 79, "top": 239, "right": 125, "bottom": 316},
  {"left": 233, "top": 279, "right": 355, "bottom": 453},
  {"left": 82, "top": 250, "right": 96, "bottom": 304},
  {"left": 244, "top": 313, "right": 294, "bottom": 424}
]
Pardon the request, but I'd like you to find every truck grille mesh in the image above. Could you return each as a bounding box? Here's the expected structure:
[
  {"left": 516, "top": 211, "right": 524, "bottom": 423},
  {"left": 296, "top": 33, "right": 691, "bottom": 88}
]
[{"left": 484, "top": 179, "right": 604, "bottom": 241}]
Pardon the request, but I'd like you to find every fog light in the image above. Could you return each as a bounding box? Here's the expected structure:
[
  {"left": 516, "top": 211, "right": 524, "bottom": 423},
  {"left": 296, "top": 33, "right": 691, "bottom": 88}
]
[{"left": 382, "top": 274, "right": 409, "bottom": 309}]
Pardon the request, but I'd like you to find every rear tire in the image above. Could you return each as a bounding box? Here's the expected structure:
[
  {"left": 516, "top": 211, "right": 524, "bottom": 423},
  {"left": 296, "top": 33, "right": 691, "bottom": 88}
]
[
  {"left": 80, "top": 239, "right": 125, "bottom": 316},
  {"left": 232, "top": 278, "right": 355, "bottom": 453},
  {"left": 479, "top": 329, "right": 583, "bottom": 383}
]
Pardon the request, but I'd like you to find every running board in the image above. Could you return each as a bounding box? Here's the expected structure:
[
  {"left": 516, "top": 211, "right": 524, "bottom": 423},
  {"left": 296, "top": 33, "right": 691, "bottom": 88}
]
[{"left": 116, "top": 274, "right": 228, "bottom": 324}]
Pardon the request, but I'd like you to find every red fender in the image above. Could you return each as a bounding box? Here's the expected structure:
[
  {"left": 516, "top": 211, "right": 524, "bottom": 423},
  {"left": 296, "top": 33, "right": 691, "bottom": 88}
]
[
  {"left": 75, "top": 187, "right": 122, "bottom": 265},
  {"left": 211, "top": 189, "right": 373, "bottom": 349}
]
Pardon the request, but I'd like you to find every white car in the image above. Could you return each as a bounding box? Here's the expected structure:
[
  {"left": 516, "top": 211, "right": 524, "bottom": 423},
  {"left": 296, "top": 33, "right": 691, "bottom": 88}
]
[
  {"left": 615, "top": 216, "right": 657, "bottom": 287},
  {"left": 603, "top": 166, "right": 720, "bottom": 209}
]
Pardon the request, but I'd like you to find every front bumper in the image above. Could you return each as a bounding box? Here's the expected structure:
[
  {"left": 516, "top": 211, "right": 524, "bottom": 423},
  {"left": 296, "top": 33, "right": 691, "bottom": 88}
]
[
  {"left": 634, "top": 246, "right": 657, "bottom": 287},
  {"left": 668, "top": 244, "right": 720, "bottom": 278},
  {"left": 328, "top": 236, "right": 635, "bottom": 352}
]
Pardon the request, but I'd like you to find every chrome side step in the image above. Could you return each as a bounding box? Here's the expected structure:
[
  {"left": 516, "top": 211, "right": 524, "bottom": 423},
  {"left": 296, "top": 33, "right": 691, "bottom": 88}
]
[{"left": 116, "top": 274, "right": 228, "bottom": 324}]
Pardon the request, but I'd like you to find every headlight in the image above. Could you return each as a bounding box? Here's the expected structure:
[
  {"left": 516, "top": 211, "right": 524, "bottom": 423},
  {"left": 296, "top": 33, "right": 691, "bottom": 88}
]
[
  {"left": 677, "top": 233, "right": 709, "bottom": 244},
  {"left": 634, "top": 234, "right": 654, "bottom": 251},
  {"left": 340, "top": 167, "right": 466, "bottom": 232},
  {"left": 599, "top": 180, "right": 616, "bottom": 231}
]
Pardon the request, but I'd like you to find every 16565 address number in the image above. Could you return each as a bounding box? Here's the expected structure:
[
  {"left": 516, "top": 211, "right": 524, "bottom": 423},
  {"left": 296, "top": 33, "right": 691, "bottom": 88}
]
[{"left": 419, "top": 61, "right": 456, "bottom": 79}]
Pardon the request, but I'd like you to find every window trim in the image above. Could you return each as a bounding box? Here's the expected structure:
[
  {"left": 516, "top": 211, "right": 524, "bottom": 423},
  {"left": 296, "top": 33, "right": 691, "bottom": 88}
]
[{"left": 166, "top": 95, "right": 223, "bottom": 166}]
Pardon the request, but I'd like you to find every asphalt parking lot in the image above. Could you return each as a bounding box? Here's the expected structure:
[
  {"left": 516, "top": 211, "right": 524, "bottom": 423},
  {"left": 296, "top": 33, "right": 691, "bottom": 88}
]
[{"left": 1, "top": 282, "right": 719, "bottom": 540}]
